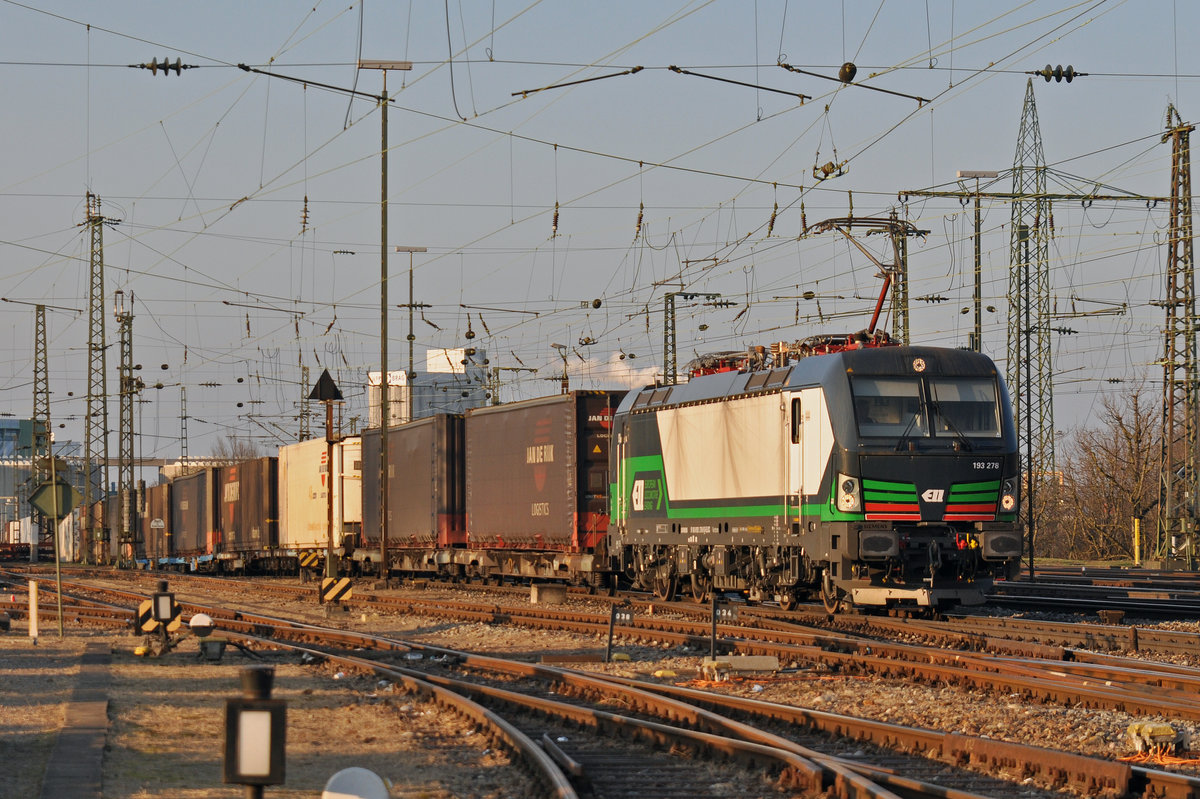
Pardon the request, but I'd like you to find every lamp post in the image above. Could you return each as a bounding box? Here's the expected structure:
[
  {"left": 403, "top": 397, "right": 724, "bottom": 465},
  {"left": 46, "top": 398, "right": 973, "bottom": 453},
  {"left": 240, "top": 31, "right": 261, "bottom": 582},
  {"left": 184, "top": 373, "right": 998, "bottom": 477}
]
[
  {"left": 358, "top": 59, "right": 412, "bottom": 587},
  {"left": 957, "top": 170, "right": 998, "bottom": 352}
]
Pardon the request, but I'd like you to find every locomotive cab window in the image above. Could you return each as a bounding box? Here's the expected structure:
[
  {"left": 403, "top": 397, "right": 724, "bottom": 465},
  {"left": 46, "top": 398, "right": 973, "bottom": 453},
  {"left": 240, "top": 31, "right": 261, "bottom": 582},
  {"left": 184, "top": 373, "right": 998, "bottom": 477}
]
[
  {"left": 929, "top": 378, "right": 1001, "bottom": 438},
  {"left": 851, "top": 377, "right": 927, "bottom": 438}
]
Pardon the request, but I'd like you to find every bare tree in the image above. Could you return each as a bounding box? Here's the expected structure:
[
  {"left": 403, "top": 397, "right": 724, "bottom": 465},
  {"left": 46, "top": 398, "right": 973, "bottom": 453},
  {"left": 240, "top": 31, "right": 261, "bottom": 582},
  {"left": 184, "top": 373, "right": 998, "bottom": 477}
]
[
  {"left": 211, "top": 435, "right": 263, "bottom": 461},
  {"left": 1047, "top": 385, "right": 1159, "bottom": 560}
]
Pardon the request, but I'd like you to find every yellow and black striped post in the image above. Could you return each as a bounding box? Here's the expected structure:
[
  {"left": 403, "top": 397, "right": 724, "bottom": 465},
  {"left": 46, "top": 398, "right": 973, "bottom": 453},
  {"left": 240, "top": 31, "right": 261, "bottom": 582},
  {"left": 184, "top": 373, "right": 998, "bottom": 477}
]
[{"left": 320, "top": 577, "right": 352, "bottom": 605}]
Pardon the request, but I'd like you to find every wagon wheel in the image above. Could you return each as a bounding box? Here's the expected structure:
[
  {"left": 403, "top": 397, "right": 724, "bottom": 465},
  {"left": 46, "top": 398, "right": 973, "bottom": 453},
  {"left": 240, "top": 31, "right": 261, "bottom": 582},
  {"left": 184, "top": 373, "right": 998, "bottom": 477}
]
[
  {"left": 821, "top": 569, "right": 844, "bottom": 614},
  {"left": 652, "top": 572, "right": 677, "bottom": 601},
  {"left": 776, "top": 591, "right": 797, "bottom": 611},
  {"left": 688, "top": 573, "right": 711, "bottom": 604}
]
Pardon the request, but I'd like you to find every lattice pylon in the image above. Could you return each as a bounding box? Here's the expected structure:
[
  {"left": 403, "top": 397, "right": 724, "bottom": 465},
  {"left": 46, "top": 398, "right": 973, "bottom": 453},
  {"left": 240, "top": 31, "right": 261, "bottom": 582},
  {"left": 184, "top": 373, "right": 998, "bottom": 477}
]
[{"left": 1157, "top": 105, "right": 1197, "bottom": 564}]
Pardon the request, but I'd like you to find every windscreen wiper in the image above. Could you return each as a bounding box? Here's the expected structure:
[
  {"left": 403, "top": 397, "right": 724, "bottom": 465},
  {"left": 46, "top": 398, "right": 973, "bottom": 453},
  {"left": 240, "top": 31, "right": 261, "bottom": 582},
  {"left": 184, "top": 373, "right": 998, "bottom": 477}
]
[
  {"left": 930, "top": 402, "right": 973, "bottom": 451},
  {"left": 894, "top": 411, "right": 920, "bottom": 452}
]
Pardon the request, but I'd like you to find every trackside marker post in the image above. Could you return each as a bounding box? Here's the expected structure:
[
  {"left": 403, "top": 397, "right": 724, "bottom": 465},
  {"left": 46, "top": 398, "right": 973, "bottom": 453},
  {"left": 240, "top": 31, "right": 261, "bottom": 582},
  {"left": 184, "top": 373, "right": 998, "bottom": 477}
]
[
  {"left": 28, "top": 580, "right": 38, "bottom": 644},
  {"left": 606, "top": 604, "right": 633, "bottom": 662},
  {"left": 711, "top": 594, "right": 738, "bottom": 660}
]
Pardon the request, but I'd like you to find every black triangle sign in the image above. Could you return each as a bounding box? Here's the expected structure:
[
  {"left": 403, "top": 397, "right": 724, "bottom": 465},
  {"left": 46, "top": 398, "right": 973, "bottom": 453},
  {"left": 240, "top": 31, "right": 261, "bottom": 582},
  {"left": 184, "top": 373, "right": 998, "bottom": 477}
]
[{"left": 309, "top": 368, "right": 343, "bottom": 401}]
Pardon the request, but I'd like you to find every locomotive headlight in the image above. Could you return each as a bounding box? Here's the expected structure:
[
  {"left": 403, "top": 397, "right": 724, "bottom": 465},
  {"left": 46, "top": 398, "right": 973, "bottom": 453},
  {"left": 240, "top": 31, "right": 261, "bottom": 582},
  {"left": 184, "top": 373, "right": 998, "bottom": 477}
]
[
  {"left": 999, "top": 478, "right": 1017, "bottom": 512},
  {"left": 836, "top": 474, "right": 861, "bottom": 513}
]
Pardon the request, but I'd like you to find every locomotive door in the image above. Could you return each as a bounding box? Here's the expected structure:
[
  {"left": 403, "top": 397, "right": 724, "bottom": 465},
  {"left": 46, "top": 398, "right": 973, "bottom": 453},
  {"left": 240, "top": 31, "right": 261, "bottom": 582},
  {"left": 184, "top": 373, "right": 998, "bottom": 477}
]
[
  {"left": 614, "top": 423, "right": 626, "bottom": 532},
  {"left": 787, "top": 394, "right": 803, "bottom": 499},
  {"left": 789, "top": 387, "right": 833, "bottom": 501}
]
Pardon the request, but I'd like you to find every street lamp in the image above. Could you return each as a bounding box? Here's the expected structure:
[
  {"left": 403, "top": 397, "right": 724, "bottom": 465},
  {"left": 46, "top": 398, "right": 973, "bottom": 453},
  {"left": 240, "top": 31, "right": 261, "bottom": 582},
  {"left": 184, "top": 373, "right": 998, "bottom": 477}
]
[
  {"left": 357, "top": 59, "right": 412, "bottom": 588},
  {"left": 957, "top": 170, "right": 999, "bottom": 352}
]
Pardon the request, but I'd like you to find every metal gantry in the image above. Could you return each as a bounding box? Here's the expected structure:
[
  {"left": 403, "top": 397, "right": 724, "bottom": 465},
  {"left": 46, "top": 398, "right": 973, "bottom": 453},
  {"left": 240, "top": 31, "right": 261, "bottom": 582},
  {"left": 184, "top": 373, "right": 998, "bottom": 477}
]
[
  {"left": 299, "top": 365, "right": 311, "bottom": 441},
  {"left": 115, "top": 292, "right": 139, "bottom": 565},
  {"left": 663, "top": 291, "right": 724, "bottom": 385},
  {"left": 32, "top": 304, "right": 49, "bottom": 558},
  {"left": 890, "top": 210, "right": 911, "bottom": 344},
  {"left": 84, "top": 193, "right": 113, "bottom": 564},
  {"left": 1158, "top": 105, "right": 1197, "bottom": 565}
]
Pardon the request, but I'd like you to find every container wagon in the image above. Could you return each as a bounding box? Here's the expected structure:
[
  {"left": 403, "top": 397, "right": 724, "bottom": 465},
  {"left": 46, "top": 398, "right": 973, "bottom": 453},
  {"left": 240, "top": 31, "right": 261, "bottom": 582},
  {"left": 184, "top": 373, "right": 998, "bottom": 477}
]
[
  {"left": 214, "top": 456, "right": 282, "bottom": 573},
  {"left": 360, "top": 413, "right": 465, "bottom": 574},
  {"left": 278, "top": 436, "right": 363, "bottom": 563},
  {"left": 141, "top": 482, "right": 172, "bottom": 567},
  {"left": 169, "top": 467, "right": 217, "bottom": 570},
  {"left": 461, "top": 391, "right": 619, "bottom": 583}
]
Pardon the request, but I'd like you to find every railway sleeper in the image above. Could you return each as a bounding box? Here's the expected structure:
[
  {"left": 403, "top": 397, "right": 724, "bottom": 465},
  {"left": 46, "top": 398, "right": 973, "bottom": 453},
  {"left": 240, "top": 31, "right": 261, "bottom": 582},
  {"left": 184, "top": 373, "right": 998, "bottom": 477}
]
[{"left": 945, "top": 733, "right": 1132, "bottom": 797}]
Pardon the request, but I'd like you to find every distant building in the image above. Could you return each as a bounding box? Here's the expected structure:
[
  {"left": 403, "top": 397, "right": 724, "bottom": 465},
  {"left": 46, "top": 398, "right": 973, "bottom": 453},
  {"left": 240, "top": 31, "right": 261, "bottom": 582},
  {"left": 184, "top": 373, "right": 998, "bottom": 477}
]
[
  {"left": 0, "top": 417, "right": 87, "bottom": 539},
  {"left": 368, "top": 347, "right": 489, "bottom": 425}
]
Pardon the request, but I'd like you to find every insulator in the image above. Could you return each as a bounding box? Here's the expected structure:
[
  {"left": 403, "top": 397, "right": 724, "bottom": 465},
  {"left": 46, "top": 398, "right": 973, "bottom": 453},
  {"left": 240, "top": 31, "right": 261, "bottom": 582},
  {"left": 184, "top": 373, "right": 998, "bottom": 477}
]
[
  {"left": 634, "top": 202, "right": 643, "bottom": 240},
  {"left": 552, "top": 201, "right": 559, "bottom": 237},
  {"left": 1039, "top": 64, "right": 1077, "bottom": 83},
  {"left": 144, "top": 57, "right": 185, "bottom": 76},
  {"left": 767, "top": 200, "right": 778, "bottom": 237}
]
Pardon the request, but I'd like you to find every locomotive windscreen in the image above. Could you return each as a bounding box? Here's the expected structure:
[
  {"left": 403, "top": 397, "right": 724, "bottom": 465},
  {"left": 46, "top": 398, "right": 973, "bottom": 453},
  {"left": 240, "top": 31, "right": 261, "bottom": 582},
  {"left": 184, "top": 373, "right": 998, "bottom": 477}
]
[
  {"left": 928, "top": 378, "right": 1001, "bottom": 438},
  {"left": 851, "top": 377, "right": 926, "bottom": 438},
  {"left": 852, "top": 375, "right": 1001, "bottom": 440}
]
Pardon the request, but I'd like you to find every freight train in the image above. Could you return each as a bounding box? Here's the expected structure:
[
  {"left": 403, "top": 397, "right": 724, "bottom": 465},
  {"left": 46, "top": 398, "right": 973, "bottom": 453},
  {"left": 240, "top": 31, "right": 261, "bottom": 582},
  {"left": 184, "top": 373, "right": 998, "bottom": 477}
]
[{"left": 113, "top": 334, "right": 1022, "bottom": 613}]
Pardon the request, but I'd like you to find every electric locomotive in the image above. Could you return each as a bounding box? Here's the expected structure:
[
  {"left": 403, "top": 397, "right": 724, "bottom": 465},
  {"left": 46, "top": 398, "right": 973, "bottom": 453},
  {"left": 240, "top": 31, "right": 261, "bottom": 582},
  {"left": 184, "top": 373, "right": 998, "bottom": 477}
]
[{"left": 609, "top": 336, "right": 1023, "bottom": 612}]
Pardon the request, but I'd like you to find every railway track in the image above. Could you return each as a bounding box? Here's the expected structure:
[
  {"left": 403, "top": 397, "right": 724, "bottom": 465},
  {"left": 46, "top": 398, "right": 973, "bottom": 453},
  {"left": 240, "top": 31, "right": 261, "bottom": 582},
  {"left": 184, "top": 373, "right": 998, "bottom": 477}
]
[{"left": 9, "top": 568, "right": 1200, "bottom": 797}]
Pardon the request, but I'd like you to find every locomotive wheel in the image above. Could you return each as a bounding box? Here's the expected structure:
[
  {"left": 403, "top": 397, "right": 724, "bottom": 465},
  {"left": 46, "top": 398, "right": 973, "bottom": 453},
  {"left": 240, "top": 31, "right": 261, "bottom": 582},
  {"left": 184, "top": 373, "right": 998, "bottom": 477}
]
[
  {"left": 688, "top": 574, "right": 711, "bottom": 604},
  {"left": 821, "top": 570, "right": 843, "bottom": 614},
  {"left": 776, "top": 592, "right": 797, "bottom": 611},
  {"left": 652, "top": 573, "right": 677, "bottom": 600}
]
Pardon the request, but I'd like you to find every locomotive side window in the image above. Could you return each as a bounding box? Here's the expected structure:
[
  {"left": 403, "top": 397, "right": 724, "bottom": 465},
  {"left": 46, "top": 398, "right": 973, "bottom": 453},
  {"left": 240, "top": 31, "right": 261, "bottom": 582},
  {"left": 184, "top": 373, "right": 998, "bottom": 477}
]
[
  {"left": 790, "top": 398, "right": 802, "bottom": 443},
  {"left": 929, "top": 378, "right": 1001, "bottom": 438},
  {"left": 851, "top": 377, "right": 926, "bottom": 438}
]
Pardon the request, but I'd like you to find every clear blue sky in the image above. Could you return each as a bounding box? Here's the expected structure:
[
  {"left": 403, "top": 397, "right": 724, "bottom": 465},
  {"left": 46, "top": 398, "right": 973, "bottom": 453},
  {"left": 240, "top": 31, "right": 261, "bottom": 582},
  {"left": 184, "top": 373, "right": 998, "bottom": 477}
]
[{"left": 0, "top": 0, "right": 1193, "bottom": 459}]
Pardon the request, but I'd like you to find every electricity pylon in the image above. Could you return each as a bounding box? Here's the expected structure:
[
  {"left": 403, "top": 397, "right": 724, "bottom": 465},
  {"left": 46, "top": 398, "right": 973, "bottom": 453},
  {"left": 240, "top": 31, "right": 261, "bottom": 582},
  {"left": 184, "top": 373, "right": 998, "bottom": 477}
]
[
  {"left": 115, "top": 291, "right": 140, "bottom": 566},
  {"left": 1158, "top": 105, "right": 1197, "bottom": 565},
  {"left": 83, "top": 193, "right": 115, "bottom": 564}
]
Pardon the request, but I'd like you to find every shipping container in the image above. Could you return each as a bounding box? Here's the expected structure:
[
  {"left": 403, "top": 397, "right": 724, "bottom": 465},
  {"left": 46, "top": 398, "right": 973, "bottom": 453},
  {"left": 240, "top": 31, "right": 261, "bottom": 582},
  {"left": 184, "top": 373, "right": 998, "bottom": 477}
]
[
  {"left": 170, "top": 468, "right": 214, "bottom": 558},
  {"left": 340, "top": 436, "right": 363, "bottom": 537},
  {"left": 215, "top": 456, "right": 278, "bottom": 555},
  {"left": 141, "top": 482, "right": 171, "bottom": 564},
  {"left": 361, "top": 414, "right": 465, "bottom": 549},
  {"left": 465, "top": 391, "right": 619, "bottom": 550},
  {"left": 278, "top": 436, "right": 363, "bottom": 550},
  {"left": 280, "top": 431, "right": 364, "bottom": 551}
]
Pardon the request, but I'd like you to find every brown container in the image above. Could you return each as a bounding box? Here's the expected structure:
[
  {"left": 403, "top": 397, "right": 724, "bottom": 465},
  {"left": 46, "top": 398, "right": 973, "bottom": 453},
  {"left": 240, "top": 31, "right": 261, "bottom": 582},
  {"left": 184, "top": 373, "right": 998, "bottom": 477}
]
[
  {"left": 466, "top": 391, "right": 619, "bottom": 550},
  {"left": 170, "top": 468, "right": 215, "bottom": 557},
  {"left": 215, "top": 457, "right": 278, "bottom": 553},
  {"left": 361, "top": 414, "right": 465, "bottom": 548},
  {"left": 141, "top": 482, "right": 172, "bottom": 563}
]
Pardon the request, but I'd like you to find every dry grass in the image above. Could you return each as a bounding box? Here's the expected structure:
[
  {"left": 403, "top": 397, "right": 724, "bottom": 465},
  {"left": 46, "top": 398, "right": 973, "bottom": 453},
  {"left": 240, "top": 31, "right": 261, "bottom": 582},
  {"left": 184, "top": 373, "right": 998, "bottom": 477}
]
[{"left": 1, "top": 625, "right": 537, "bottom": 798}]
